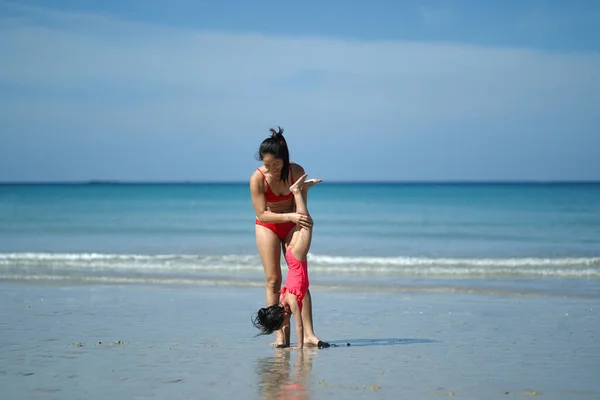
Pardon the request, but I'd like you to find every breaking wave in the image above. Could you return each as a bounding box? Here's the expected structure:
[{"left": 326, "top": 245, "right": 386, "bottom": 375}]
[{"left": 1, "top": 252, "right": 599, "bottom": 280}]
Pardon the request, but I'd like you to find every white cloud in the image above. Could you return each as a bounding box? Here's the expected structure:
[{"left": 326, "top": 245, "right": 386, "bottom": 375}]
[{"left": 0, "top": 3, "right": 599, "bottom": 181}]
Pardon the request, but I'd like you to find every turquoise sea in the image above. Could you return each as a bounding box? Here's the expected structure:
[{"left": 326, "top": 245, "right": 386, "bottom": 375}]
[{"left": 1, "top": 182, "right": 599, "bottom": 297}]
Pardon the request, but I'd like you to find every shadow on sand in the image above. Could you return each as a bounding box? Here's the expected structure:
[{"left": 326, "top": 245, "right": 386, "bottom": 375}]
[{"left": 327, "top": 338, "right": 439, "bottom": 347}]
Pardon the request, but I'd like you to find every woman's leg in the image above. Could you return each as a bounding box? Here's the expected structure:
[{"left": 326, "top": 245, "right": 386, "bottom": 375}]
[{"left": 255, "top": 224, "right": 287, "bottom": 346}]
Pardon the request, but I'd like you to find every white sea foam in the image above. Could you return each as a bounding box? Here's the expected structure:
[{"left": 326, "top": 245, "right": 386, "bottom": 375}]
[
  {"left": 1, "top": 252, "right": 599, "bottom": 278},
  {"left": 309, "top": 254, "right": 600, "bottom": 267}
]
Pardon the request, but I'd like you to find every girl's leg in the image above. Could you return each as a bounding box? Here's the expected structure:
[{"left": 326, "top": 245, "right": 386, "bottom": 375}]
[
  {"left": 286, "top": 175, "right": 327, "bottom": 346},
  {"left": 288, "top": 174, "right": 312, "bottom": 261},
  {"left": 255, "top": 224, "right": 287, "bottom": 346}
]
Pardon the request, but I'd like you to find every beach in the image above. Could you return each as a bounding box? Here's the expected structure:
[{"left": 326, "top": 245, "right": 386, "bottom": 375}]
[
  {"left": 2, "top": 0, "right": 600, "bottom": 397},
  {"left": 1, "top": 182, "right": 599, "bottom": 398},
  {"left": 2, "top": 282, "right": 598, "bottom": 400}
]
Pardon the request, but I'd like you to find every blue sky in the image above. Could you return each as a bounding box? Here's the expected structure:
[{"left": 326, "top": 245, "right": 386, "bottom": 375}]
[{"left": 1, "top": 0, "right": 599, "bottom": 182}]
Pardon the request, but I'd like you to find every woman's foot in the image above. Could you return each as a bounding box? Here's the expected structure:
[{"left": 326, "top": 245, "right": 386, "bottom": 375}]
[
  {"left": 290, "top": 173, "right": 307, "bottom": 194},
  {"left": 304, "top": 334, "right": 330, "bottom": 348}
]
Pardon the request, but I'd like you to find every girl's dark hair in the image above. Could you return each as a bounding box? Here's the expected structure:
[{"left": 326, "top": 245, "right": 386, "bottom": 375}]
[
  {"left": 256, "top": 126, "right": 290, "bottom": 182},
  {"left": 252, "top": 304, "right": 285, "bottom": 336}
]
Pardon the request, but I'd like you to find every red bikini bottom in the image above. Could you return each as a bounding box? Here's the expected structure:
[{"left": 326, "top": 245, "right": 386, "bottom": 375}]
[{"left": 255, "top": 219, "right": 296, "bottom": 240}]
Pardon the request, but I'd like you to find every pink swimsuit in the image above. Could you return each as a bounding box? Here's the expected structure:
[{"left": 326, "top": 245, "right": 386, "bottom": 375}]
[{"left": 279, "top": 247, "right": 309, "bottom": 313}]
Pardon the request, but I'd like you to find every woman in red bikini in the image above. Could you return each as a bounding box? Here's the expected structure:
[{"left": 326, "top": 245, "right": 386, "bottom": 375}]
[
  {"left": 250, "top": 127, "right": 328, "bottom": 348},
  {"left": 252, "top": 170, "right": 328, "bottom": 349}
]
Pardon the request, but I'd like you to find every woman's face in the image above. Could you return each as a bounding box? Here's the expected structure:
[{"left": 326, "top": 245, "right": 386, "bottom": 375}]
[{"left": 262, "top": 153, "right": 283, "bottom": 176}]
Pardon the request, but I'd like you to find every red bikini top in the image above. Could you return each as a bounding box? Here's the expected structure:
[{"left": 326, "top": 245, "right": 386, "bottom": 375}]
[{"left": 257, "top": 168, "right": 295, "bottom": 202}]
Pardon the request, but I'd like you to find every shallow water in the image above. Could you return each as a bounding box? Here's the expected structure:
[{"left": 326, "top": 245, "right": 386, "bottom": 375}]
[{"left": 1, "top": 183, "right": 599, "bottom": 297}]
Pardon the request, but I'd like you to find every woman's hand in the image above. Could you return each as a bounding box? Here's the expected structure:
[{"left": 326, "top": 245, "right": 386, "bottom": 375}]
[{"left": 290, "top": 213, "right": 313, "bottom": 228}]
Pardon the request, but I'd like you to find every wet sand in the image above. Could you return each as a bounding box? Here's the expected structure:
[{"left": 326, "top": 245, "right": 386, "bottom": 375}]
[{"left": 1, "top": 282, "right": 598, "bottom": 399}]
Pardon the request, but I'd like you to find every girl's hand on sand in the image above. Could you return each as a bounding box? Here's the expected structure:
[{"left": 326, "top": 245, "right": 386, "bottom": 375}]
[{"left": 291, "top": 213, "right": 313, "bottom": 228}]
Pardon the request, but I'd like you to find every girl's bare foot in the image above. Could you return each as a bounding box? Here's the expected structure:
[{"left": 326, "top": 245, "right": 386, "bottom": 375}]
[
  {"left": 303, "top": 178, "right": 322, "bottom": 190},
  {"left": 290, "top": 173, "right": 308, "bottom": 194}
]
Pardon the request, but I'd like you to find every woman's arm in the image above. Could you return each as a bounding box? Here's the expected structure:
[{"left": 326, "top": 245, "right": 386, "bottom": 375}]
[
  {"left": 291, "top": 163, "right": 306, "bottom": 179},
  {"left": 250, "top": 172, "right": 312, "bottom": 227}
]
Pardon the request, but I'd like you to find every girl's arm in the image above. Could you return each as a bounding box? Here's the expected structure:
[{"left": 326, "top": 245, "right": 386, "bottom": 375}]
[{"left": 285, "top": 293, "right": 304, "bottom": 349}]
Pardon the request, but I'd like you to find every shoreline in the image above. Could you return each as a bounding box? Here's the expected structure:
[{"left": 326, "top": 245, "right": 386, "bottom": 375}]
[
  {"left": 2, "top": 275, "right": 599, "bottom": 300},
  {"left": 2, "top": 283, "right": 599, "bottom": 399}
]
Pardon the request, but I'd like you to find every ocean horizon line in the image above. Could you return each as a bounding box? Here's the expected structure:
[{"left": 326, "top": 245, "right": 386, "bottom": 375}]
[{"left": 1, "top": 179, "right": 599, "bottom": 186}]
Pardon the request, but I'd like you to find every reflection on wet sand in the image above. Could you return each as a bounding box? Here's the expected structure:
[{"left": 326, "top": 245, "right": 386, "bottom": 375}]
[{"left": 255, "top": 349, "right": 317, "bottom": 400}]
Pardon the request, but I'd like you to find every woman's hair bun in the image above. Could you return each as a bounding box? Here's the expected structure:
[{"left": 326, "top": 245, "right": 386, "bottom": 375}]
[{"left": 269, "top": 126, "right": 284, "bottom": 138}]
